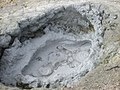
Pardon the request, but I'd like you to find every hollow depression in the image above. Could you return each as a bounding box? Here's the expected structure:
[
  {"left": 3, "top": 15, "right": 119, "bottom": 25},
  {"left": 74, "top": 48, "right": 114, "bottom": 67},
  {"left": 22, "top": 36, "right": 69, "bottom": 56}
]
[{"left": 0, "top": 4, "right": 106, "bottom": 88}]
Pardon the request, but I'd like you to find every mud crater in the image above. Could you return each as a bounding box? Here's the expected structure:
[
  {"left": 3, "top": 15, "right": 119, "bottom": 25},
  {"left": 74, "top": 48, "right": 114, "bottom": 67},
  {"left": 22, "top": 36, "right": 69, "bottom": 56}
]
[{"left": 0, "top": 3, "right": 108, "bottom": 88}]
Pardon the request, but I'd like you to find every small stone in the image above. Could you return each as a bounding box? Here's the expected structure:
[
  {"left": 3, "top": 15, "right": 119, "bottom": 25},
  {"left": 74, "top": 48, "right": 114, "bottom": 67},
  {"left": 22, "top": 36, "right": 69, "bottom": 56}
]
[{"left": 113, "top": 15, "right": 118, "bottom": 19}]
